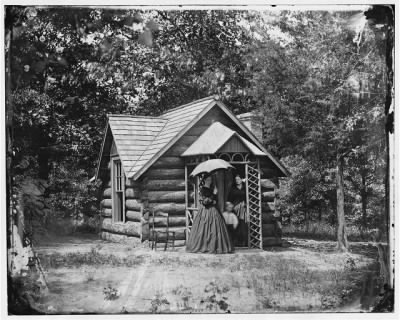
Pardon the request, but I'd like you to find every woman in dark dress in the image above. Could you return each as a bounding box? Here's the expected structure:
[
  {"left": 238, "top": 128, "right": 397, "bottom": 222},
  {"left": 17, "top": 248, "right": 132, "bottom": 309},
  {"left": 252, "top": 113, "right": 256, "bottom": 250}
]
[
  {"left": 228, "top": 174, "right": 248, "bottom": 247},
  {"left": 186, "top": 174, "right": 234, "bottom": 254}
]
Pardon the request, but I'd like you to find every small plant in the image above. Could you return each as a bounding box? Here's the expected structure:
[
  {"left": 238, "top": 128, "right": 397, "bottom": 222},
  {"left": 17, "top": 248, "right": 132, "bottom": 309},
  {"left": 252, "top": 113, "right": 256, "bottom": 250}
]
[
  {"left": 85, "top": 270, "right": 95, "bottom": 282},
  {"left": 82, "top": 266, "right": 96, "bottom": 282},
  {"left": 260, "top": 296, "right": 276, "bottom": 309},
  {"left": 199, "top": 281, "right": 230, "bottom": 313},
  {"left": 150, "top": 292, "right": 170, "bottom": 313},
  {"left": 231, "top": 278, "right": 241, "bottom": 297},
  {"left": 172, "top": 285, "right": 192, "bottom": 311},
  {"left": 320, "top": 292, "right": 340, "bottom": 309},
  {"left": 103, "top": 285, "right": 120, "bottom": 300},
  {"left": 344, "top": 256, "right": 357, "bottom": 271}
]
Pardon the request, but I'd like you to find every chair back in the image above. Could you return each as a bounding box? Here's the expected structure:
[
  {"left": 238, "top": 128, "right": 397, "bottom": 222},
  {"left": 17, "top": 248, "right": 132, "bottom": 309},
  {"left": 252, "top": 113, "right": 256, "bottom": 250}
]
[
  {"left": 158, "top": 211, "right": 169, "bottom": 233},
  {"left": 151, "top": 210, "right": 170, "bottom": 233}
]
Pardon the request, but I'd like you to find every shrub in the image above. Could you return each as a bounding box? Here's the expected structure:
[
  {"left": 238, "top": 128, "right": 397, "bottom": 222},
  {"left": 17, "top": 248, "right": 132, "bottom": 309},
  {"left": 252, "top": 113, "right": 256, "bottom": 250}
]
[{"left": 103, "top": 285, "right": 120, "bottom": 300}]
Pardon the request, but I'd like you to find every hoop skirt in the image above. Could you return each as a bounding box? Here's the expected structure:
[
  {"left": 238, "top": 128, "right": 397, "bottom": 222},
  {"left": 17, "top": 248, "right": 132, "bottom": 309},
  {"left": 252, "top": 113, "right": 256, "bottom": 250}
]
[{"left": 186, "top": 203, "right": 234, "bottom": 254}]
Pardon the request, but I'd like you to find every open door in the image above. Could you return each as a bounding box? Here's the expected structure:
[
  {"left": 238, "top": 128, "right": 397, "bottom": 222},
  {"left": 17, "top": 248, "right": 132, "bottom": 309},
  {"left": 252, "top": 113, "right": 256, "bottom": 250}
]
[{"left": 245, "top": 162, "right": 263, "bottom": 249}]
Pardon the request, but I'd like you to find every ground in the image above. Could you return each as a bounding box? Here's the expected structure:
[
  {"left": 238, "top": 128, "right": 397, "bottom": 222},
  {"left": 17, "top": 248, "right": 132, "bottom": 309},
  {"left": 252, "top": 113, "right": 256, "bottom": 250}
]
[{"left": 27, "top": 233, "right": 383, "bottom": 314}]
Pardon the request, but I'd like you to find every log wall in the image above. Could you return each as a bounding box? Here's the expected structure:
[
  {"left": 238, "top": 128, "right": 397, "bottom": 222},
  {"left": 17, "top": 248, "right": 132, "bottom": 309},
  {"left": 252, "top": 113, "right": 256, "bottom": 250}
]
[
  {"left": 99, "top": 106, "right": 285, "bottom": 247},
  {"left": 139, "top": 125, "right": 204, "bottom": 242},
  {"left": 100, "top": 174, "right": 144, "bottom": 241},
  {"left": 260, "top": 178, "right": 282, "bottom": 246}
]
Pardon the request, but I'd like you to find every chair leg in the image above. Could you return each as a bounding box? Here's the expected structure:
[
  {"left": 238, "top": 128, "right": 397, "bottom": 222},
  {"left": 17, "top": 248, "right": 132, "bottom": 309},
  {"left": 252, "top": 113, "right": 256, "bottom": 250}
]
[{"left": 164, "top": 234, "right": 168, "bottom": 251}]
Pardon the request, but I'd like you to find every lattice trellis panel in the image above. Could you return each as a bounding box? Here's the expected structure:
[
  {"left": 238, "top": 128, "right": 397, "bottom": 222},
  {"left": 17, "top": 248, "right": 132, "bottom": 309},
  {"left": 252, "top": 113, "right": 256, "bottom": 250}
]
[{"left": 246, "top": 163, "right": 263, "bottom": 249}]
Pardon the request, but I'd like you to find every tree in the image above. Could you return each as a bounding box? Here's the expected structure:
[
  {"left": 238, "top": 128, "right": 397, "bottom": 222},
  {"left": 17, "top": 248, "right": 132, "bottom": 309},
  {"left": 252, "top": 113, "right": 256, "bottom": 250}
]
[
  {"left": 246, "top": 10, "right": 386, "bottom": 250},
  {"left": 7, "top": 7, "right": 256, "bottom": 235}
]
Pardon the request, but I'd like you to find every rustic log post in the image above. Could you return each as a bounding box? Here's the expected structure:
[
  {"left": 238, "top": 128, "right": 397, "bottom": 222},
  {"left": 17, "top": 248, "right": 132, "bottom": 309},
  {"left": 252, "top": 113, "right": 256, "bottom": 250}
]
[{"left": 336, "top": 154, "right": 348, "bottom": 251}]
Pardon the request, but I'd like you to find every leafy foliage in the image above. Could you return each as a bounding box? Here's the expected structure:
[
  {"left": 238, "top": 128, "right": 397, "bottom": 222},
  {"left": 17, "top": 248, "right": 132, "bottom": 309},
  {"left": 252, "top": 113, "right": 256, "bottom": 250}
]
[
  {"left": 103, "top": 285, "right": 120, "bottom": 300},
  {"left": 6, "top": 7, "right": 388, "bottom": 242}
]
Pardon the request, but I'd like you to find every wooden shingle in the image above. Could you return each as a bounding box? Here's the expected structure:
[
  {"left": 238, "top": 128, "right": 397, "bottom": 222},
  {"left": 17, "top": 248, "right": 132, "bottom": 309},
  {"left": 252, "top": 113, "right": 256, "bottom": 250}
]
[
  {"left": 96, "top": 96, "right": 289, "bottom": 181},
  {"left": 96, "top": 96, "right": 218, "bottom": 180}
]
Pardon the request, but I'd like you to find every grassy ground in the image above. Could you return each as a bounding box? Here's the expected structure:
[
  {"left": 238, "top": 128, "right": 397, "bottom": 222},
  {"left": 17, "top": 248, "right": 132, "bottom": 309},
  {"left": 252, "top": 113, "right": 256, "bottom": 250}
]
[
  {"left": 282, "top": 221, "right": 383, "bottom": 242},
  {"left": 26, "top": 233, "right": 384, "bottom": 314}
]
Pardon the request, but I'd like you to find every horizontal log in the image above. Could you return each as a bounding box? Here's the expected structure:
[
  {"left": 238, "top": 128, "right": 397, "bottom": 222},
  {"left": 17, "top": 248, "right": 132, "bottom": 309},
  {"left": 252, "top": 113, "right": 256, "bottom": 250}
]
[
  {"left": 169, "top": 239, "right": 186, "bottom": 247},
  {"left": 101, "top": 199, "right": 112, "bottom": 209},
  {"left": 146, "top": 216, "right": 186, "bottom": 228},
  {"left": 126, "top": 210, "right": 142, "bottom": 222},
  {"left": 102, "top": 218, "right": 141, "bottom": 237},
  {"left": 103, "top": 188, "right": 140, "bottom": 199},
  {"left": 144, "top": 179, "right": 185, "bottom": 191},
  {"left": 126, "top": 199, "right": 143, "bottom": 211},
  {"left": 126, "top": 187, "right": 140, "bottom": 199},
  {"left": 260, "top": 168, "right": 279, "bottom": 178},
  {"left": 261, "top": 179, "right": 277, "bottom": 190},
  {"left": 176, "top": 135, "right": 200, "bottom": 145},
  {"left": 103, "top": 187, "right": 140, "bottom": 199},
  {"left": 125, "top": 178, "right": 140, "bottom": 188},
  {"left": 262, "top": 202, "right": 275, "bottom": 212},
  {"left": 149, "top": 227, "right": 186, "bottom": 241},
  {"left": 100, "top": 231, "right": 140, "bottom": 243},
  {"left": 262, "top": 212, "right": 278, "bottom": 224},
  {"left": 263, "top": 237, "right": 282, "bottom": 247},
  {"left": 144, "top": 191, "right": 186, "bottom": 203},
  {"left": 103, "top": 188, "right": 112, "bottom": 198},
  {"left": 262, "top": 223, "right": 278, "bottom": 237},
  {"left": 101, "top": 208, "right": 112, "bottom": 217},
  {"left": 151, "top": 203, "right": 186, "bottom": 216},
  {"left": 145, "top": 168, "right": 185, "bottom": 179},
  {"left": 262, "top": 191, "right": 275, "bottom": 202},
  {"left": 166, "top": 144, "right": 190, "bottom": 157},
  {"left": 152, "top": 157, "right": 185, "bottom": 169}
]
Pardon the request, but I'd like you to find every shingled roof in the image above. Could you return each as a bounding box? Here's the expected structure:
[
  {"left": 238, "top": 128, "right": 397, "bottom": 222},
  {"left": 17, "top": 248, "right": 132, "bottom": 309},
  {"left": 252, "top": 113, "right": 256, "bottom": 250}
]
[
  {"left": 96, "top": 95, "right": 289, "bottom": 180},
  {"left": 96, "top": 96, "right": 218, "bottom": 180},
  {"left": 128, "top": 96, "right": 216, "bottom": 178},
  {"left": 107, "top": 116, "right": 167, "bottom": 176}
]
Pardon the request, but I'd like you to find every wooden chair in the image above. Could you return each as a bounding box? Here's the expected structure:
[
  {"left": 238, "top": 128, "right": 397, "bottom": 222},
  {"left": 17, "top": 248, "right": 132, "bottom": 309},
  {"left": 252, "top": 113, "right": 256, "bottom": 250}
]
[{"left": 150, "top": 210, "right": 176, "bottom": 251}]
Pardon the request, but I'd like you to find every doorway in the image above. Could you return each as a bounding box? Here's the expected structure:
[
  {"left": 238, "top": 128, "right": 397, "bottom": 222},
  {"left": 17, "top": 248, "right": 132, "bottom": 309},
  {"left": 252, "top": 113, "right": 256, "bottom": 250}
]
[{"left": 184, "top": 159, "right": 262, "bottom": 249}]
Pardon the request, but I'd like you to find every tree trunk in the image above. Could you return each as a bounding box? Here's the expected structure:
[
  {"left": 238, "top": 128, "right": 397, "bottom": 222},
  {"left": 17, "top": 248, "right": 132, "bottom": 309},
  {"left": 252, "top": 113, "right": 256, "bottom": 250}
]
[
  {"left": 336, "top": 154, "right": 348, "bottom": 251},
  {"left": 38, "top": 146, "right": 50, "bottom": 180},
  {"left": 360, "top": 172, "right": 368, "bottom": 230},
  {"left": 318, "top": 205, "right": 322, "bottom": 222},
  {"left": 5, "top": 16, "right": 13, "bottom": 250},
  {"left": 305, "top": 211, "right": 309, "bottom": 233}
]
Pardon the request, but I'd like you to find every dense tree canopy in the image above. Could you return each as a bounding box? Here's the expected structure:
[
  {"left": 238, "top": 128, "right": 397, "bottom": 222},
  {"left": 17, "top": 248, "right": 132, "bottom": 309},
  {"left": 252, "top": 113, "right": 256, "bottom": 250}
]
[{"left": 6, "top": 6, "right": 389, "bottom": 246}]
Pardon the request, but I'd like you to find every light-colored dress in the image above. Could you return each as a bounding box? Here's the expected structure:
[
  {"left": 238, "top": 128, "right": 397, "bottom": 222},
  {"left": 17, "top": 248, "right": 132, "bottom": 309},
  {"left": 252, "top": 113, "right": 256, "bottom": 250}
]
[{"left": 222, "top": 212, "right": 239, "bottom": 229}]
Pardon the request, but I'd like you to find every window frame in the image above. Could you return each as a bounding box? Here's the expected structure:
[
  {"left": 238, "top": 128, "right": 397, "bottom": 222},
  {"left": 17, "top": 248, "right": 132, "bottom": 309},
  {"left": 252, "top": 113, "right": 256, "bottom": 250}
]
[{"left": 111, "top": 157, "right": 125, "bottom": 223}]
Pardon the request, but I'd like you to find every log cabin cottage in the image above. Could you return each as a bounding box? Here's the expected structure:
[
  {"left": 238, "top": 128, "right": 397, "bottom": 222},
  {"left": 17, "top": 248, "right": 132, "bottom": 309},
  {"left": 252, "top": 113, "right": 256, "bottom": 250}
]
[{"left": 96, "top": 96, "right": 289, "bottom": 249}]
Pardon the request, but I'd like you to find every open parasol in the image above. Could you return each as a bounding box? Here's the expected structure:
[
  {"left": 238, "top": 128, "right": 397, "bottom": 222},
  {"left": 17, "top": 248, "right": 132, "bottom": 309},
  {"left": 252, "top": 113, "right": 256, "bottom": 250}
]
[{"left": 190, "top": 159, "right": 234, "bottom": 177}]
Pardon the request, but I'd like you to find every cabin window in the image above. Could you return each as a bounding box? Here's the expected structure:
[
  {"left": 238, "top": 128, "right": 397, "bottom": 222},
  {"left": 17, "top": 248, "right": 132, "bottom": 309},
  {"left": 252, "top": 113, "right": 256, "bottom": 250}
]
[{"left": 112, "top": 158, "right": 125, "bottom": 223}]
